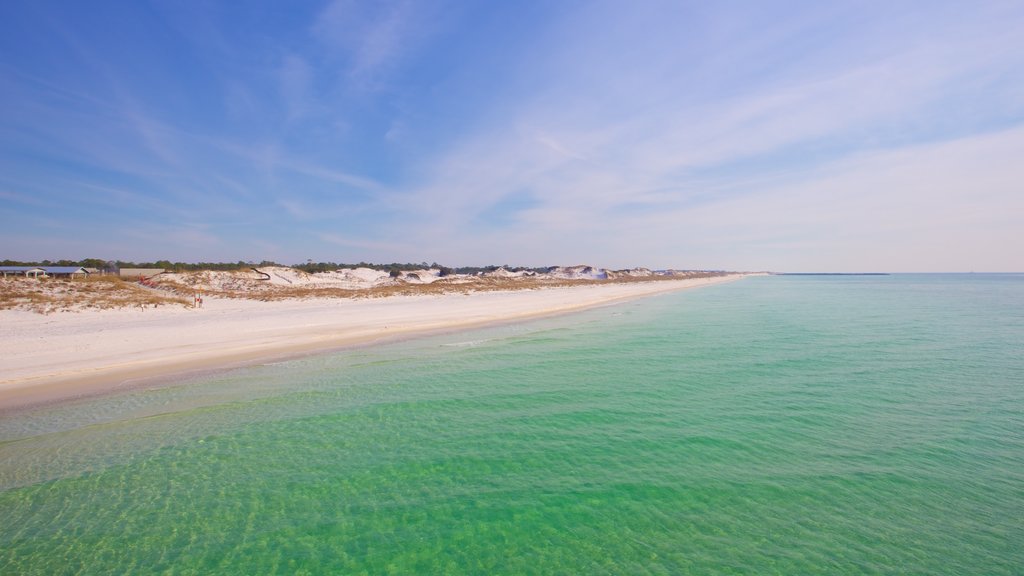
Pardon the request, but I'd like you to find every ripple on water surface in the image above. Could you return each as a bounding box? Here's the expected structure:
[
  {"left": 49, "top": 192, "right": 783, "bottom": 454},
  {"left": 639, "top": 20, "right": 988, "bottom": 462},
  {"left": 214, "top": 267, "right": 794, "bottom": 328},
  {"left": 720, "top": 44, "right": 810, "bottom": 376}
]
[{"left": 1, "top": 274, "right": 1022, "bottom": 574}]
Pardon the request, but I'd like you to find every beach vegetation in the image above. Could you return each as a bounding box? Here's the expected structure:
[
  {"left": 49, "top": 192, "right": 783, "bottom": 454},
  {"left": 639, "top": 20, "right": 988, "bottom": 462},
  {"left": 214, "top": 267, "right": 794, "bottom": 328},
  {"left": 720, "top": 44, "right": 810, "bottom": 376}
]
[
  {"left": 2, "top": 256, "right": 734, "bottom": 312},
  {"left": 0, "top": 274, "right": 189, "bottom": 313},
  {"left": 3, "top": 258, "right": 563, "bottom": 276}
]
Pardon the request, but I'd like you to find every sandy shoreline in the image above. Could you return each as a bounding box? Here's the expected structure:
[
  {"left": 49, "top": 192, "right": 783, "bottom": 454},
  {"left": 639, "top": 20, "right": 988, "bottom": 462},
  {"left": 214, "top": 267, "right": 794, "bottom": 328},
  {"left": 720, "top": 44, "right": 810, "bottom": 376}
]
[{"left": 0, "top": 274, "right": 744, "bottom": 410}]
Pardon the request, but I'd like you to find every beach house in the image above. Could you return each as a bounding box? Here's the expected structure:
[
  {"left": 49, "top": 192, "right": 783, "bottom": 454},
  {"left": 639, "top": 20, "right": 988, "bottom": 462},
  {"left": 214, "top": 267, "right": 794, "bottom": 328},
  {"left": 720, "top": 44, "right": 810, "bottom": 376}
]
[
  {"left": 0, "top": 266, "right": 46, "bottom": 278},
  {"left": 1, "top": 266, "right": 91, "bottom": 278}
]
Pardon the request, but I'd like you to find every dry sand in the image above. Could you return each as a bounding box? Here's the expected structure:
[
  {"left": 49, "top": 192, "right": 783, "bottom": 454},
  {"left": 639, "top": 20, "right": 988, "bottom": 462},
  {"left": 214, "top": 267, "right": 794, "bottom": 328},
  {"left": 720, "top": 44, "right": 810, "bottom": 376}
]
[{"left": 0, "top": 274, "right": 744, "bottom": 409}]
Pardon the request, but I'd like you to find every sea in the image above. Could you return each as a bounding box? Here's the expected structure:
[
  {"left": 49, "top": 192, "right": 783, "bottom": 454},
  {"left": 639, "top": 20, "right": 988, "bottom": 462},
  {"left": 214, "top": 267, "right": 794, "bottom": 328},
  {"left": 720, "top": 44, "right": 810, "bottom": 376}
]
[{"left": 1, "top": 274, "right": 1021, "bottom": 575}]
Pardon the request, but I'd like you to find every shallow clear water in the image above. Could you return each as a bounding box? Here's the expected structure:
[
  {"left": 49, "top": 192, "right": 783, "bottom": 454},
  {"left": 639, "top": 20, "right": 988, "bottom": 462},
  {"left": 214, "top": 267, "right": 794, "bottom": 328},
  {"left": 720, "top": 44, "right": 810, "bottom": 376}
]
[{"left": 2, "top": 274, "right": 1022, "bottom": 574}]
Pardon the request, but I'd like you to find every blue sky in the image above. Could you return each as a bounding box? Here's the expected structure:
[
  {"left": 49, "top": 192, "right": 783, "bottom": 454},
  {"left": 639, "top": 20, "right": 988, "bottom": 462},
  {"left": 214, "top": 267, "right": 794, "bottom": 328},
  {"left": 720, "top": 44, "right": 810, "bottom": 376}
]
[{"left": 2, "top": 0, "right": 1022, "bottom": 271}]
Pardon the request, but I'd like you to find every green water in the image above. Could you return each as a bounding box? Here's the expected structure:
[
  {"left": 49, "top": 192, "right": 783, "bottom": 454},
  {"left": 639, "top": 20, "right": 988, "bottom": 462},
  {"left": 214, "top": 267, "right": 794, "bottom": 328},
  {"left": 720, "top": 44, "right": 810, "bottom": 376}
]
[{"left": 1, "top": 274, "right": 1022, "bottom": 574}]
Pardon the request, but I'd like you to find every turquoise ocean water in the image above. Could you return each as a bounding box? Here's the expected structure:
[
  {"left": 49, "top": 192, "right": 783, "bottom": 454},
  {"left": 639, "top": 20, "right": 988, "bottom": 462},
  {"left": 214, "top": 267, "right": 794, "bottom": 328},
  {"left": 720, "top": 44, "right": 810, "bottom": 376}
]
[{"left": 1, "top": 274, "right": 1022, "bottom": 574}]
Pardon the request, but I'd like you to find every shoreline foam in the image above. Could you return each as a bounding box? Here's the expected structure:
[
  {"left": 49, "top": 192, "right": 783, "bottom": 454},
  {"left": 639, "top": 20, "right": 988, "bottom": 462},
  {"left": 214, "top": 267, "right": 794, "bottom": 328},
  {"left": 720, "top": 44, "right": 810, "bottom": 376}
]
[{"left": 0, "top": 275, "right": 744, "bottom": 410}]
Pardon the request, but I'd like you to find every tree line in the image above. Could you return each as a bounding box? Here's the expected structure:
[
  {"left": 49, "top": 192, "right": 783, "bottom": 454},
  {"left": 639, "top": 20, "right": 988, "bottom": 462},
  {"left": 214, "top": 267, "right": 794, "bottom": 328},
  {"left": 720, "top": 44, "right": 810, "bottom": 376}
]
[
  {"left": 1, "top": 259, "right": 279, "bottom": 272},
  {"left": 1, "top": 259, "right": 554, "bottom": 275}
]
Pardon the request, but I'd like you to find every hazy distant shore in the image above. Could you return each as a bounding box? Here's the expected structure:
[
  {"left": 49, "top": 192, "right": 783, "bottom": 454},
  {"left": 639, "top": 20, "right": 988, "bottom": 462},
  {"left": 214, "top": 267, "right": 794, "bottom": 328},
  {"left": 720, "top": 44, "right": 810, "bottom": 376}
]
[{"left": 0, "top": 274, "right": 747, "bottom": 410}]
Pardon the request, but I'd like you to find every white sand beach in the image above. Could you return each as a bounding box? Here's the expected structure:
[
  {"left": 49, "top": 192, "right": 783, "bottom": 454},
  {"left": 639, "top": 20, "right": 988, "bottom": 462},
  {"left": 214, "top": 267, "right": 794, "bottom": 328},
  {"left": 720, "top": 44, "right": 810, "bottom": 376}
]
[{"left": 0, "top": 274, "right": 743, "bottom": 409}]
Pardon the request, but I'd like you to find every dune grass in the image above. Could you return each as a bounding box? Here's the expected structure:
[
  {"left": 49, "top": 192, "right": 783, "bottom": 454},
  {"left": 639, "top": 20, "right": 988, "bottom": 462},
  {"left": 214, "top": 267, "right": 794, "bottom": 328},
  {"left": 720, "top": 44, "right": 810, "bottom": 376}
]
[
  {"left": 1, "top": 271, "right": 728, "bottom": 312},
  {"left": 152, "top": 271, "right": 727, "bottom": 301},
  {"left": 0, "top": 275, "right": 190, "bottom": 314}
]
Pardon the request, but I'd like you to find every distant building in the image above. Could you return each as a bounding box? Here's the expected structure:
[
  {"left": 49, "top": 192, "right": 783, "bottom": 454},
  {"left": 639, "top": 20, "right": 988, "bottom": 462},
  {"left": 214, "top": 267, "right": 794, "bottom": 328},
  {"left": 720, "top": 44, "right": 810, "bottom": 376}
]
[
  {"left": 40, "top": 266, "right": 90, "bottom": 278},
  {"left": 118, "top": 268, "right": 165, "bottom": 279},
  {"left": 0, "top": 266, "right": 88, "bottom": 278},
  {"left": 0, "top": 266, "right": 45, "bottom": 278}
]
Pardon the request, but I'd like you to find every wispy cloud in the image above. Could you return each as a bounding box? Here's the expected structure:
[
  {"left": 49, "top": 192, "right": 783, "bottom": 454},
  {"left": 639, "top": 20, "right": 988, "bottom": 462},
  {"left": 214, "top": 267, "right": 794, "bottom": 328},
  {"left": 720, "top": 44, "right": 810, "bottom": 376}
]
[
  {"left": 362, "top": 1, "right": 1023, "bottom": 269},
  {"left": 119, "top": 222, "right": 223, "bottom": 254},
  {"left": 2, "top": 1, "right": 1021, "bottom": 269},
  {"left": 593, "top": 126, "right": 1024, "bottom": 271},
  {"left": 279, "top": 54, "right": 315, "bottom": 121},
  {"left": 312, "top": 0, "right": 424, "bottom": 89},
  {"left": 318, "top": 232, "right": 411, "bottom": 254}
]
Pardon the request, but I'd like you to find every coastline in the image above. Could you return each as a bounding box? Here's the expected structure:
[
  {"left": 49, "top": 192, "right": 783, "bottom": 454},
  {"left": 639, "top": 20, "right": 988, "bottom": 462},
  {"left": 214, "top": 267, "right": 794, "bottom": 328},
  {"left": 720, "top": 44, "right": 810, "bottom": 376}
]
[{"left": 0, "top": 274, "right": 745, "bottom": 410}]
